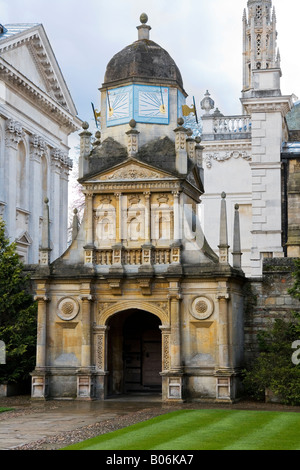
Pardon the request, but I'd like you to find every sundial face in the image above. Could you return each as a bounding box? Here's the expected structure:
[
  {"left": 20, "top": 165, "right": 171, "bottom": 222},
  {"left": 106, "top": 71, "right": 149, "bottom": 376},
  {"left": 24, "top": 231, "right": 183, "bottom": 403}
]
[
  {"left": 134, "top": 85, "right": 169, "bottom": 124},
  {"left": 106, "top": 86, "right": 132, "bottom": 126},
  {"left": 105, "top": 84, "right": 170, "bottom": 126}
]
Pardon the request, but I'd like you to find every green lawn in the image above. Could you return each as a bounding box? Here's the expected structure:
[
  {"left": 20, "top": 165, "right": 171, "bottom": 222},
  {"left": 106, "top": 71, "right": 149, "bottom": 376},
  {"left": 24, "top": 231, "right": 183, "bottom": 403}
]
[
  {"left": 63, "top": 409, "right": 300, "bottom": 451},
  {"left": 0, "top": 407, "right": 13, "bottom": 413}
]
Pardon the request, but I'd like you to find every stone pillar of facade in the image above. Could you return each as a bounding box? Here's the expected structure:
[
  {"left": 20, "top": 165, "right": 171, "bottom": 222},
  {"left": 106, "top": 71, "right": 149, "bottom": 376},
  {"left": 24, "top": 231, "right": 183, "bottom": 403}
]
[
  {"left": 84, "top": 193, "right": 95, "bottom": 264},
  {"left": 31, "top": 284, "right": 50, "bottom": 400},
  {"left": 94, "top": 326, "right": 109, "bottom": 400},
  {"left": 29, "top": 135, "right": 44, "bottom": 264},
  {"left": 4, "top": 120, "right": 23, "bottom": 241},
  {"left": 216, "top": 282, "right": 232, "bottom": 401},
  {"left": 77, "top": 286, "right": 94, "bottom": 400},
  {"left": 60, "top": 163, "right": 70, "bottom": 254},
  {"left": 166, "top": 282, "right": 184, "bottom": 402},
  {"left": 172, "top": 191, "right": 181, "bottom": 241},
  {"left": 51, "top": 149, "right": 63, "bottom": 262}
]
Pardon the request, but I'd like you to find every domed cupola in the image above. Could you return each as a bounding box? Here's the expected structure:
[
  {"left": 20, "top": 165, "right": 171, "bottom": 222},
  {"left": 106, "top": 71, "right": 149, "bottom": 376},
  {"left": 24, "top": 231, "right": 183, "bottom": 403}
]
[
  {"left": 104, "top": 14, "right": 184, "bottom": 92},
  {"left": 99, "top": 14, "right": 188, "bottom": 143}
]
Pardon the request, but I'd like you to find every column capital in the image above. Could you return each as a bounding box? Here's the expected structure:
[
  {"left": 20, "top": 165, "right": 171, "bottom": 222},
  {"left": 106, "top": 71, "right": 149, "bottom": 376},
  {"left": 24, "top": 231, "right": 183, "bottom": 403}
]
[
  {"left": 79, "top": 295, "right": 94, "bottom": 302},
  {"left": 34, "top": 295, "right": 50, "bottom": 302}
]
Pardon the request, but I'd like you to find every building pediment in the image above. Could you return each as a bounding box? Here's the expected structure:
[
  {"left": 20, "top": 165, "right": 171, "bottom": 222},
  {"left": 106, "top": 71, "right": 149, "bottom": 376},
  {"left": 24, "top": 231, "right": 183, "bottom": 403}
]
[
  {"left": 84, "top": 159, "right": 178, "bottom": 184},
  {"left": 16, "top": 230, "right": 33, "bottom": 246},
  {"left": 0, "top": 23, "right": 78, "bottom": 117}
]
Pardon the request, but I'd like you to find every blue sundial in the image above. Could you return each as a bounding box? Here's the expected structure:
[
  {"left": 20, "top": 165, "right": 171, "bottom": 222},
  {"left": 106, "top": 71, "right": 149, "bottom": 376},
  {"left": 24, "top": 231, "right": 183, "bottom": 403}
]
[
  {"left": 134, "top": 85, "right": 169, "bottom": 124},
  {"left": 107, "top": 86, "right": 132, "bottom": 126}
]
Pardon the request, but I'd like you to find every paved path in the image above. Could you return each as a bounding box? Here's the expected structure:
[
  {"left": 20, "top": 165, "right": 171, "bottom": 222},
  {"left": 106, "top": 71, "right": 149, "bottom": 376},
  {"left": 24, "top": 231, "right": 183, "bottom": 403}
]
[{"left": 0, "top": 396, "right": 164, "bottom": 450}]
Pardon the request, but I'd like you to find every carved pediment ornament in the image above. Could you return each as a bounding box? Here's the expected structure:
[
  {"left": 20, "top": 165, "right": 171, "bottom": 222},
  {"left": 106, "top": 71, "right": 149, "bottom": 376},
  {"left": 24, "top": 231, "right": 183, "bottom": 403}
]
[{"left": 102, "top": 164, "right": 163, "bottom": 181}]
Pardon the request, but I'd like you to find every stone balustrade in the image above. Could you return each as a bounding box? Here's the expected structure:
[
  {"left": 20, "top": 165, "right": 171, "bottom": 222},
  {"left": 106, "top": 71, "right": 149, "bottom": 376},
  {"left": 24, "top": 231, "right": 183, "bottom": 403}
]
[
  {"left": 95, "top": 246, "right": 178, "bottom": 266},
  {"left": 213, "top": 115, "right": 251, "bottom": 134}
]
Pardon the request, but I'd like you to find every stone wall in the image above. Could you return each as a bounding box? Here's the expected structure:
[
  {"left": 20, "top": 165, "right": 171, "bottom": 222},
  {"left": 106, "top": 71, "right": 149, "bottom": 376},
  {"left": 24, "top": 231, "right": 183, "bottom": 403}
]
[{"left": 244, "top": 258, "right": 300, "bottom": 365}]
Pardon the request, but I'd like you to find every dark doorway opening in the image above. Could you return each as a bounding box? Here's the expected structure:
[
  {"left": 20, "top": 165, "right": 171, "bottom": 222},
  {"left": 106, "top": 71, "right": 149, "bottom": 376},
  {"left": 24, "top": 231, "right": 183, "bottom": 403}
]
[{"left": 107, "top": 309, "right": 162, "bottom": 396}]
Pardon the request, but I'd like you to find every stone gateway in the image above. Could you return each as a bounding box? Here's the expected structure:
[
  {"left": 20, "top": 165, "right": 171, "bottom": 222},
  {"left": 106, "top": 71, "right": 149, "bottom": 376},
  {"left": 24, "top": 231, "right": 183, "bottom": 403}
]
[{"left": 30, "top": 1, "right": 298, "bottom": 402}]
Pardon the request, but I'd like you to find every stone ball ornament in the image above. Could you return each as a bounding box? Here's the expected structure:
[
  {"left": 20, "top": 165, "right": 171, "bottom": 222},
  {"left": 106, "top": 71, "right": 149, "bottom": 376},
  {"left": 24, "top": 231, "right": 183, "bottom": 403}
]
[
  {"left": 57, "top": 297, "right": 80, "bottom": 321},
  {"left": 190, "top": 296, "right": 214, "bottom": 320},
  {"left": 140, "top": 13, "right": 148, "bottom": 24}
]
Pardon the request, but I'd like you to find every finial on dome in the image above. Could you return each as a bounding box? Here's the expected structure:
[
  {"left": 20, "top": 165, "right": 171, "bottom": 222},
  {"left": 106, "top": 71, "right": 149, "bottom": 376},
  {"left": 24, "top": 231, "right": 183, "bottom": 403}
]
[
  {"left": 140, "top": 13, "right": 148, "bottom": 24},
  {"left": 137, "top": 13, "right": 151, "bottom": 40}
]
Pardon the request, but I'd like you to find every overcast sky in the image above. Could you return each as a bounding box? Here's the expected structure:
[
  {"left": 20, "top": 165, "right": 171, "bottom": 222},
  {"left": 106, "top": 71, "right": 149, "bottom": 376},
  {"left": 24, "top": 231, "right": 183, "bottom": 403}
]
[{"left": 1, "top": 0, "right": 299, "bottom": 134}]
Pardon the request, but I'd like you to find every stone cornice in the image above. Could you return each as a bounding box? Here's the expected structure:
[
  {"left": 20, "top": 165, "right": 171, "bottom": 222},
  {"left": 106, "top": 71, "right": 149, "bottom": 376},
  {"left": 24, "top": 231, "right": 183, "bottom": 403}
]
[
  {"left": 82, "top": 181, "right": 182, "bottom": 193},
  {"left": 0, "top": 57, "right": 81, "bottom": 133},
  {"left": 241, "top": 95, "right": 293, "bottom": 116}
]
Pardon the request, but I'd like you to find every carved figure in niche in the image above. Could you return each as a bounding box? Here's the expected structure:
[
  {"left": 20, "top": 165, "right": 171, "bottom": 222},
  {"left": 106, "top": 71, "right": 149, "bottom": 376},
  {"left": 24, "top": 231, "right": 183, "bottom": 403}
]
[{"left": 95, "top": 204, "right": 116, "bottom": 245}]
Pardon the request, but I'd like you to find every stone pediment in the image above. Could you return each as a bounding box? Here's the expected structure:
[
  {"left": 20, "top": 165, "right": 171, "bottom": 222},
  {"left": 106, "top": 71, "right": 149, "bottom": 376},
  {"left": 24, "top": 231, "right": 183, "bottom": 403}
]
[
  {"left": 16, "top": 231, "right": 33, "bottom": 246},
  {"left": 0, "top": 24, "right": 77, "bottom": 115},
  {"left": 87, "top": 159, "right": 177, "bottom": 183}
]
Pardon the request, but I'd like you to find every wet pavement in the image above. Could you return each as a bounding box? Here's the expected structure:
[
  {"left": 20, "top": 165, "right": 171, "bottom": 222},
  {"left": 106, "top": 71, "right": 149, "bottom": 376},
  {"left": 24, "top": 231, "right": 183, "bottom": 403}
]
[{"left": 0, "top": 395, "right": 164, "bottom": 450}]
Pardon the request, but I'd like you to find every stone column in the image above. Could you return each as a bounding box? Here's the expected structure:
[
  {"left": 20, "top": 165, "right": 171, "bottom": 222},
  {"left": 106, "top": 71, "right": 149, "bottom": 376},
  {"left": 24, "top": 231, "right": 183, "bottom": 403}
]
[
  {"left": 215, "top": 283, "right": 232, "bottom": 401},
  {"left": 144, "top": 192, "right": 151, "bottom": 243},
  {"left": 169, "top": 295, "right": 182, "bottom": 373},
  {"left": 216, "top": 285, "right": 231, "bottom": 370},
  {"left": 4, "top": 120, "right": 23, "bottom": 240},
  {"left": 31, "top": 287, "right": 49, "bottom": 400},
  {"left": 29, "top": 136, "right": 43, "bottom": 264},
  {"left": 94, "top": 326, "right": 109, "bottom": 400},
  {"left": 168, "top": 281, "right": 183, "bottom": 401},
  {"left": 160, "top": 326, "right": 171, "bottom": 373},
  {"left": 34, "top": 295, "right": 49, "bottom": 369},
  {"left": 80, "top": 294, "right": 93, "bottom": 370},
  {"left": 114, "top": 193, "right": 122, "bottom": 244},
  {"left": 77, "top": 288, "right": 94, "bottom": 400},
  {"left": 84, "top": 193, "right": 95, "bottom": 264},
  {"left": 172, "top": 191, "right": 181, "bottom": 242}
]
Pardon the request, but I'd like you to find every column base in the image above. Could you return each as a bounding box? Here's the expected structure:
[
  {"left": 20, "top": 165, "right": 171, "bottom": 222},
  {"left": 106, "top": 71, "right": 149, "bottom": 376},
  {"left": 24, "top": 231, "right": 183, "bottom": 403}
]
[
  {"left": 77, "top": 370, "right": 95, "bottom": 400},
  {"left": 162, "top": 373, "right": 185, "bottom": 402},
  {"left": 31, "top": 369, "right": 49, "bottom": 400}
]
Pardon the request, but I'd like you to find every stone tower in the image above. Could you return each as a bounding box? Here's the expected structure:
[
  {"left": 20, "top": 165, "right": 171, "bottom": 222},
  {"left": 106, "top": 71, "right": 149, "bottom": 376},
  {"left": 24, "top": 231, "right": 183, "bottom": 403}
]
[
  {"left": 241, "top": 0, "right": 293, "bottom": 276},
  {"left": 31, "top": 14, "right": 245, "bottom": 403},
  {"left": 242, "top": 0, "right": 281, "bottom": 97}
]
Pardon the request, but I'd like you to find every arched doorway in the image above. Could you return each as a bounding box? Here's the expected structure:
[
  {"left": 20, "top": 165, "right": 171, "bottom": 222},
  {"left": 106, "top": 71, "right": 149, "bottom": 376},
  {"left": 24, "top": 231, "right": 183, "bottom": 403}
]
[{"left": 107, "top": 309, "right": 162, "bottom": 396}]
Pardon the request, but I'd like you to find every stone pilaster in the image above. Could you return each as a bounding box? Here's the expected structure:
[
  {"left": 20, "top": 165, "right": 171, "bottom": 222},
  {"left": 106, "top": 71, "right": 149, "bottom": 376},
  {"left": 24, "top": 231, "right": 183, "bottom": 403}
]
[
  {"left": 4, "top": 120, "right": 23, "bottom": 239},
  {"left": 84, "top": 193, "right": 95, "bottom": 264},
  {"left": 31, "top": 285, "right": 50, "bottom": 400},
  {"left": 77, "top": 286, "right": 94, "bottom": 400}
]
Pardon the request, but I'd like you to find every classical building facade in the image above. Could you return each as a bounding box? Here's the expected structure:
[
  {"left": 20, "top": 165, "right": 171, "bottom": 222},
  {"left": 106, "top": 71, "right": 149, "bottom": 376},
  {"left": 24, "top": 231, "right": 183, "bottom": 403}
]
[
  {"left": 0, "top": 23, "right": 81, "bottom": 264},
  {"left": 31, "top": 15, "right": 245, "bottom": 403},
  {"left": 30, "top": 0, "right": 300, "bottom": 402}
]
